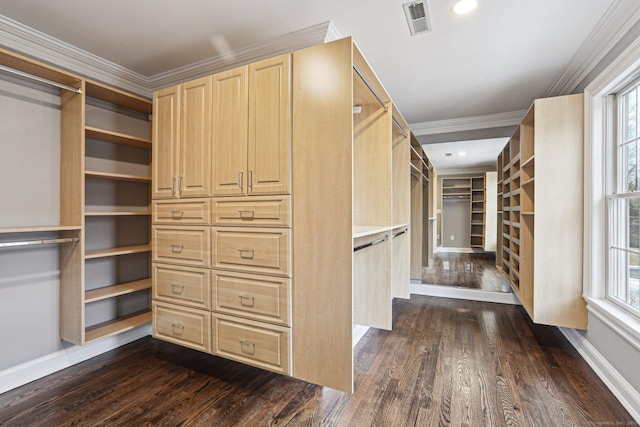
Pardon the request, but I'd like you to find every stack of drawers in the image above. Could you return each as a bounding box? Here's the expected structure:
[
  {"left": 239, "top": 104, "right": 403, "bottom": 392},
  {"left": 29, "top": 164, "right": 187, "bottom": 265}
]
[{"left": 151, "top": 195, "right": 292, "bottom": 375}]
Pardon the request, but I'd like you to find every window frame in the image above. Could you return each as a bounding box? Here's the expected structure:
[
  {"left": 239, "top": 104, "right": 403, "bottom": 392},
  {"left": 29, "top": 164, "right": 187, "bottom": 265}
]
[{"left": 585, "top": 33, "right": 640, "bottom": 350}]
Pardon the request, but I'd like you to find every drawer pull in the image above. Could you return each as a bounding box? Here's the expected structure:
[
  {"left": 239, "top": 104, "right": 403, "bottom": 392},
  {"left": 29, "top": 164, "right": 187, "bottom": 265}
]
[
  {"left": 177, "top": 176, "right": 183, "bottom": 194},
  {"left": 170, "top": 177, "right": 175, "bottom": 195},
  {"left": 238, "top": 249, "right": 254, "bottom": 259},
  {"left": 171, "top": 244, "right": 184, "bottom": 252},
  {"left": 170, "top": 210, "right": 184, "bottom": 218},
  {"left": 238, "top": 210, "right": 255, "bottom": 219},
  {"left": 171, "top": 324, "right": 185, "bottom": 335},
  {"left": 239, "top": 295, "right": 255, "bottom": 307},
  {"left": 240, "top": 341, "right": 256, "bottom": 354},
  {"left": 238, "top": 171, "right": 243, "bottom": 190},
  {"left": 248, "top": 170, "right": 253, "bottom": 189},
  {"left": 170, "top": 284, "right": 184, "bottom": 294}
]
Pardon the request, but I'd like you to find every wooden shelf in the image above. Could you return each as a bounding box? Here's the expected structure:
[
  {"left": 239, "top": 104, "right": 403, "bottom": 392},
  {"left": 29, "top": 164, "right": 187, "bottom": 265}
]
[
  {"left": 522, "top": 177, "right": 535, "bottom": 187},
  {"left": 0, "top": 47, "right": 81, "bottom": 89},
  {"left": 85, "top": 244, "right": 151, "bottom": 259},
  {"left": 521, "top": 155, "right": 535, "bottom": 168},
  {"left": 85, "top": 171, "right": 151, "bottom": 182},
  {"left": 85, "top": 278, "right": 151, "bottom": 303},
  {"left": 84, "top": 310, "right": 151, "bottom": 343},
  {"left": 0, "top": 225, "right": 81, "bottom": 234},
  {"left": 85, "top": 80, "right": 152, "bottom": 114},
  {"left": 85, "top": 126, "right": 152, "bottom": 149},
  {"left": 353, "top": 226, "right": 393, "bottom": 239},
  {"left": 85, "top": 211, "right": 150, "bottom": 216}
]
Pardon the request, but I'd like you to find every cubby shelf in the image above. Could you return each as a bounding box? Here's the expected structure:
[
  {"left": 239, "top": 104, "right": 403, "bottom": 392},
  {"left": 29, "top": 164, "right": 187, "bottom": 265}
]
[
  {"left": 0, "top": 225, "right": 81, "bottom": 233},
  {"left": 85, "top": 244, "right": 151, "bottom": 259},
  {"left": 85, "top": 171, "right": 151, "bottom": 182},
  {"left": 84, "top": 310, "right": 152, "bottom": 343},
  {"left": 85, "top": 278, "right": 152, "bottom": 303},
  {"left": 85, "top": 126, "right": 152, "bottom": 149},
  {"left": 85, "top": 211, "right": 150, "bottom": 216}
]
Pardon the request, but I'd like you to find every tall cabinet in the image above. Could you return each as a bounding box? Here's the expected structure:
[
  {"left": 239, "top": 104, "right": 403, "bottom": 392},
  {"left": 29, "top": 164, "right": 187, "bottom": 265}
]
[
  {"left": 151, "top": 37, "right": 413, "bottom": 393},
  {"left": 497, "top": 93, "right": 586, "bottom": 329}
]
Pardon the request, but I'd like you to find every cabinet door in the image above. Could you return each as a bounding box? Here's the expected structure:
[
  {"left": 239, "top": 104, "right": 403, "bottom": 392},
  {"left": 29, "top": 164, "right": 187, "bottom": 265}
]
[
  {"left": 152, "top": 85, "right": 180, "bottom": 199},
  {"left": 212, "top": 66, "right": 248, "bottom": 196},
  {"left": 248, "top": 54, "right": 291, "bottom": 195},
  {"left": 180, "top": 77, "right": 212, "bottom": 198}
]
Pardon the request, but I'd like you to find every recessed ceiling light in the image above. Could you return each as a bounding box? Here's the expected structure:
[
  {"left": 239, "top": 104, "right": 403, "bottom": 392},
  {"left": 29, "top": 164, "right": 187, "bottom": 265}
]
[
  {"left": 458, "top": 152, "right": 467, "bottom": 156},
  {"left": 451, "top": 0, "right": 478, "bottom": 15}
]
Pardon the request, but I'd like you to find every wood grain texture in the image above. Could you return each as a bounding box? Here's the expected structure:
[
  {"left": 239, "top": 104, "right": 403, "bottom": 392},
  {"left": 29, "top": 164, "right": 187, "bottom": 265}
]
[
  {"left": 152, "top": 85, "right": 180, "bottom": 199},
  {"left": 0, "top": 296, "right": 632, "bottom": 426},
  {"left": 291, "top": 37, "right": 354, "bottom": 392}
]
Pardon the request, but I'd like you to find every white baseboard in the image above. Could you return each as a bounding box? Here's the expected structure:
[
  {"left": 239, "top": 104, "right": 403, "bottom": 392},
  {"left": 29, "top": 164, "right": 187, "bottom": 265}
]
[
  {"left": 353, "top": 324, "right": 370, "bottom": 347},
  {"left": 0, "top": 325, "right": 152, "bottom": 395},
  {"left": 411, "top": 283, "right": 520, "bottom": 305},
  {"left": 559, "top": 327, "right": 640, "bottom": 423}
]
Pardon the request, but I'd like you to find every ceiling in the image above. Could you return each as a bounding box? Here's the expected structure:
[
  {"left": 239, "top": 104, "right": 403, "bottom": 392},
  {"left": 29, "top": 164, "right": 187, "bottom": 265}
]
[
  {"left": 422, "top": 137, "right": 508, "bottom": 174},
  {"left": 0, "top": 0, "right": 624, "bottom": 171}
]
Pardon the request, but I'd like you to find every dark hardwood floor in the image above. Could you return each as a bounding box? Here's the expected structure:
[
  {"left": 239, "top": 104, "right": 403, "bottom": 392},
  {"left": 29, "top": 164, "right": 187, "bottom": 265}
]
[
  {"left": 0, "top": 296, "right": 632, "bottom": 426},
  {"left": 422, "top": 251, "right": 511, "bottom": 293}
]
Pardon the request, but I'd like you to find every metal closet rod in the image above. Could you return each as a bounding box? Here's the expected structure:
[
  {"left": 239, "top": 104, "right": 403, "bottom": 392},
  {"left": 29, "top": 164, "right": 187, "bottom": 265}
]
[
  {"left": 393, "top": 228, "right": 408, "bottom": 238},
  {"left": 0, "top": 64, "right": 82, "bottom": 94},
  {"left": 392, "top": 116, "right": 409, "bottom": 138},
  {"left": 0, "top": 237, "right": 80, "bottom": 249},
  {"left": 353, "top": 65, "right": 388, "bottom": 112},
  {"left": 353, "top": 235, "right": 388, "bottom": 252}
]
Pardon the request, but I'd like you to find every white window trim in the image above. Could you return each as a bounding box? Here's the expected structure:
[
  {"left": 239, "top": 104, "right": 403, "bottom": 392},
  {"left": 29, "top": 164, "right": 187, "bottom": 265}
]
[{"left": 585, "top": 32, "right": 640, "bottom": 350}]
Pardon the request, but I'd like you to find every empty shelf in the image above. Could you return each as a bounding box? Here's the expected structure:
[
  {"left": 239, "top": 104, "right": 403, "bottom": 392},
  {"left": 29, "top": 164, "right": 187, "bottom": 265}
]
[
  {"left": 85, "top": 244, "right": 151, "bottom": 259},
  {"left": 84, "top": 310, "right": 151, "bottom": 343},
  {"left": 85, "top": 171, "right": 151, "bottom": 182},
  {"left": 85, "top": 278, "right": 152, "bottom": 303},
  {"left": 85, "top": 126, "right": 152, "bottom": 149}
]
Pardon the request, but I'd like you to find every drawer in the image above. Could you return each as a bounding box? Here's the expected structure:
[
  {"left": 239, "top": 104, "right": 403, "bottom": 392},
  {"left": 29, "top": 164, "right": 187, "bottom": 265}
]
[
  {"left": 212, "top": 227, "right": 290, "bottom": 277},
  {"left": 213, "top": 313, "right": 291, "bottom": 375},
  {"left": 153, "top": 302, "right": 211, "bottom": 353},
  {"left": 212, "top": 196, "right": 291, "bottom": 227},
  {"left": 153, "top": 263, "right": 211, "bottom": 310},
  {"left": 153, "top": 199, "right": 211, "bottom": 225},
  {"left": 213, "top": 270, "right": 291, "bottom": 326},
  {"left": 153, "top": 226, "right": 211, "bottom": 268}
]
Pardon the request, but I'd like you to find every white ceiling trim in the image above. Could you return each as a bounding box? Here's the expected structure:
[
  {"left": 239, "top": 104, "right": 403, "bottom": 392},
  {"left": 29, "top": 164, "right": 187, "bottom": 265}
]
[
  {"left": 0, "top": 14, "right": 150, "bottom": 97},
  {"left": 436, "top": 167, "right": 494, "bottom": 175},
  {"left": 544, "top": 0, "right": 640, "bottom": 97},
  {"left": 410, "top": 110, "right": 525, "bottom": 136},
  {"left": 148, "top": 21, "right": 338, "bottom": 90}
]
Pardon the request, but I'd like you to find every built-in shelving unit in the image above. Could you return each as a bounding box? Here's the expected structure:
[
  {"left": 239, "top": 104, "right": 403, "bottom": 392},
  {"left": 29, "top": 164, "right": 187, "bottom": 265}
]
[
  {"left": 497, "top": 93, "right": 586, "bottom": 329},
  {"left": 442, "top": 175, "right": 486, "bottom": 249}
]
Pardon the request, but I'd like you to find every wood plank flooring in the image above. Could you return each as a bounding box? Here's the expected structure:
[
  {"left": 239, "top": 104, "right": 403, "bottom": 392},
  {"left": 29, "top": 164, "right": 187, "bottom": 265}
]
[
  {"left": 0, "top": 296, "right": 633, "bottom": 426},
  {"left": 422, "top": 252, "right": 511, "bottom": 293}
]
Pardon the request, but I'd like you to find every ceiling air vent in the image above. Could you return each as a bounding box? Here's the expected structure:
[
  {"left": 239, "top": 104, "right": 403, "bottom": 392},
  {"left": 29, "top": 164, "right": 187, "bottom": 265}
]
[{"left": 403, "top": 1, "right": 432, "bottom": 36}]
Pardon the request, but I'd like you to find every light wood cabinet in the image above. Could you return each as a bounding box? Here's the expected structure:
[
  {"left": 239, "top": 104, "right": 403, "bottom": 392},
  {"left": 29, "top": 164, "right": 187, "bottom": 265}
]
[
  {"left": 151, "top": 38, "right": 413, "bottom": 394},
  {"left": 152, "top": 76, "right": 211, "bottom": 199},
  {"left": 212, "top": 55, "right": 291, "bottom": 197},
  {"left": 153, "top": 301, "right": 211, "bottom": 353},
  {"left": 497, "top": 93, "right": 586, "bottom": 330}
]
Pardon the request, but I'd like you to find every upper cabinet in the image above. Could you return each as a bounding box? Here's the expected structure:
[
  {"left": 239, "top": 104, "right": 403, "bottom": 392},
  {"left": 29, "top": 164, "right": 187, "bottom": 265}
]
[
  {"left": 153, "top": 77, "right": 212, "bottom": 199},
  {"left": 212, "top": 54, "right": 291, "bottom": 197}
]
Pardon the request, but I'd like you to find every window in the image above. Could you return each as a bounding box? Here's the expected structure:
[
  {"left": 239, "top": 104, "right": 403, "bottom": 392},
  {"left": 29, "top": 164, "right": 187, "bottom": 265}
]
[{"left": 608, "top": 78, "right": 640, "bottom": 315}]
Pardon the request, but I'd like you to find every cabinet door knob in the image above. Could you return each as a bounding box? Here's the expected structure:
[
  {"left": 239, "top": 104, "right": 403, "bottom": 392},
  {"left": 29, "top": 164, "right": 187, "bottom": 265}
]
[
  {"left": 239, "top": 295, "right": 255, "bottom": 307},
  {"left": 240, "top": 341, "right": 256, "bottom": 354},
  {"left": 238, "top": 249, "right": 254, "bottom": 259},
  {"left": 171, "top": 284, "right": 185, "bottom": 293}
]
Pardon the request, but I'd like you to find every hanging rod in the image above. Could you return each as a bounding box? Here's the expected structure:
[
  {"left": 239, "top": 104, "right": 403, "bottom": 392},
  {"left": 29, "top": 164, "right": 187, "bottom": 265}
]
[
  {"left": 353, "top": 65, "right": 388, "bottom": 112},
  {"left": 0, "top": 65, "right": 82, "bottom": 94},
  {"left": 0, "top": 237, "right": 80, "bottom": 249},
  {"left": 354, "top": 235, "right": 388, "bottom": 252},
  {"left": 392, "top": 116, "right": 408, "bottom": 138},
  {"left": 393, "top": 228, "right": 408, "bottom": 238}
]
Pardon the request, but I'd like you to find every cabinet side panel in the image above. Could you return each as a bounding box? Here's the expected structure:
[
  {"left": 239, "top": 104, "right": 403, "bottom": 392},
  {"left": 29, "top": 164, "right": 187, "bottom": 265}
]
[
  {"left": 534, "top": 93, "right": 587, "bottom": 329},
  {"left": 60, "top": 83, "right": 85, "bottom": 344},
  {"left": 292, "top": 38, "right": 354, "bottom": 393}
]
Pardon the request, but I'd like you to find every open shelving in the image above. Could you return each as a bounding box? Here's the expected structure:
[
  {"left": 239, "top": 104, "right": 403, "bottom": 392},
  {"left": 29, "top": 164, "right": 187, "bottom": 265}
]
[{"left": 496, "top": 94, "right": 586, "bottom": 329}]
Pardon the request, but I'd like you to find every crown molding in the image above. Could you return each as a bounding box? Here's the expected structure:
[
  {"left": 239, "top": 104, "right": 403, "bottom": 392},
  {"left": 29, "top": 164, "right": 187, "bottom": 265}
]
[
  {"left": 148, "top": 21, "right": 338, "bottom": 91},
  {"left": 0, "top": 15, "right": 151, "bottom": 97},
  {"left": 410, "top": 110, "right": 525, "bottom": 136},
  {"left": 325, "top": 21, "right": 343, "bottom": 42},
  {"left": 0, "top": 16, "right": 340, "bottom": 97},
  {"left": 545, "top": 0, "right": 640, "bottom": 97}
]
